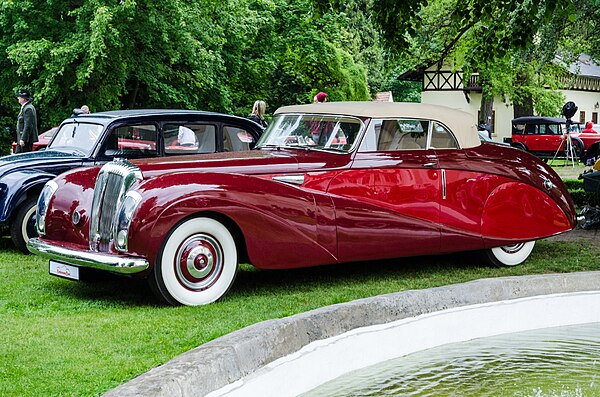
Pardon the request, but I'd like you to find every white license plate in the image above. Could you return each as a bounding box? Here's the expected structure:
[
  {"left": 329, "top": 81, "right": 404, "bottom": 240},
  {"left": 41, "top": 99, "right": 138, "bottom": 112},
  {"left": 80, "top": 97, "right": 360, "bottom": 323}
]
[{"left": 49, "top": 260, "right": 80, "bottom": 281}]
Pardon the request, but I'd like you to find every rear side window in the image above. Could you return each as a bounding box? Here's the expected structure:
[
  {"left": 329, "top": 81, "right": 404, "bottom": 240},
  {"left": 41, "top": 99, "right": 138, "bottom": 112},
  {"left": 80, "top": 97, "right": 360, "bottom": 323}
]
[
  {"left": 374, "top": 119, "right": 429, "bottom": 150},
  {"left": 163, "top": 123, "right": 216, "bottom": 155},
  {"left": 360, "top": 118, "right": 459, "bottom": 152}
]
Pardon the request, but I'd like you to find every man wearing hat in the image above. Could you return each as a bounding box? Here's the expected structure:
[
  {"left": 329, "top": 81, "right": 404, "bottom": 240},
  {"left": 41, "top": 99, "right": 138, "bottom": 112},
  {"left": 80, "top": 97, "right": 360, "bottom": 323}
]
[{"left": 16, "top": 88, "right": 38, "bottom": 153}]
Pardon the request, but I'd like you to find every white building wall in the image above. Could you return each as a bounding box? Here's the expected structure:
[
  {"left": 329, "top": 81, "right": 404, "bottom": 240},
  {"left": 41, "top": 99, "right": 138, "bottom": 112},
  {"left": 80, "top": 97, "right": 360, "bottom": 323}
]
[
  {"left": 561, "top": 90, "right": 600, "bottom": 124},
  {"left": 422, "top": 89, "right": 600, "bottom": 142}
]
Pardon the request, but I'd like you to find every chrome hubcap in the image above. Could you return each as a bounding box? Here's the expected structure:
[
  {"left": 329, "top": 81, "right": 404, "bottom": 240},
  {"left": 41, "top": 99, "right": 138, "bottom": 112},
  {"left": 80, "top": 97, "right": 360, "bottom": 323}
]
[
  {"left": 500, "top": 243, "right": 525, "bottom": 254},
  {"left": 175, "top": 234, "right": 223, "bottom": 291}
]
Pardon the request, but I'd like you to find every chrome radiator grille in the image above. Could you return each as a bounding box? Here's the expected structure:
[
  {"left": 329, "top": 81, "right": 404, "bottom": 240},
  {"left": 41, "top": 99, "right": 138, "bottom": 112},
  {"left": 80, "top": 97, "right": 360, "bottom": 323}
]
[{"left": 90, "top": 159, "right": 142, "bottom": 252}]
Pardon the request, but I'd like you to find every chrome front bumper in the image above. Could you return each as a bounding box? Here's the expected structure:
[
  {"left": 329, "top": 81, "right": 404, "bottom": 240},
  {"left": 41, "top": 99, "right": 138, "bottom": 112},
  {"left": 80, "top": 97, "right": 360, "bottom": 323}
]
[{"left": 27, "top": 238, "right": 149, "bottom": 274}]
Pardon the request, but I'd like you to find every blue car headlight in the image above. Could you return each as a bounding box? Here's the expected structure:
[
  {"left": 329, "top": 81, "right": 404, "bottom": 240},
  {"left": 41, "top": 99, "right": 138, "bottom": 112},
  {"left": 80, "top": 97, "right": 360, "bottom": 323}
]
[
  {"left": 113, "top": 191, "right": 142, "bottom": 252},
  {"left": 36, "top": 180, "right": 58, "bottom": 236}
]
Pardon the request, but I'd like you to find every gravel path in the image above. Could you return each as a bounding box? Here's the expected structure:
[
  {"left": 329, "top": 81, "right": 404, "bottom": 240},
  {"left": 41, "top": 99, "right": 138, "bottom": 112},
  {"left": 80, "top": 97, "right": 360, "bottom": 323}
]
[{"left": 544, "top": 228, "right": 600, "bottom": 248}]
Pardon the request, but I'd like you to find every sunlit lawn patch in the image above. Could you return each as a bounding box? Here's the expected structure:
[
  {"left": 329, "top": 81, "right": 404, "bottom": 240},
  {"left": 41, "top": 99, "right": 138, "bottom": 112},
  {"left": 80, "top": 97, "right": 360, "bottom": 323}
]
[{"left": 1, "top": 237, "right": 598, "bottom": 396}]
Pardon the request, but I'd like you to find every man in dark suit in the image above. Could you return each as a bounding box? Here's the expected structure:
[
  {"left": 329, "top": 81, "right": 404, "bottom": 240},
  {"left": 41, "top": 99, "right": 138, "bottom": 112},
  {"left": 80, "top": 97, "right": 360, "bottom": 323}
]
[{"left": 16, "top": 88, "right": 38, "bottom": 153}]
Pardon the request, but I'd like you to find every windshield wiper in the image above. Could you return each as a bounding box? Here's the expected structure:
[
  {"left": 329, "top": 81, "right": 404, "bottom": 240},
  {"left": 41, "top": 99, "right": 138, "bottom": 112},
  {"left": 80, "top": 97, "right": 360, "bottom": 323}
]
[{"left": 49, "top": 146, "right": 87, "bottom": 156}]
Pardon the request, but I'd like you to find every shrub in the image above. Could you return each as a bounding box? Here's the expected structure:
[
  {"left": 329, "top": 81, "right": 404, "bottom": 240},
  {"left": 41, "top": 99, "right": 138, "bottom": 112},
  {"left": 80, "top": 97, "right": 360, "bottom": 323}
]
[{"left": 563, "top": 178, "right": 596, "bottom": 207}]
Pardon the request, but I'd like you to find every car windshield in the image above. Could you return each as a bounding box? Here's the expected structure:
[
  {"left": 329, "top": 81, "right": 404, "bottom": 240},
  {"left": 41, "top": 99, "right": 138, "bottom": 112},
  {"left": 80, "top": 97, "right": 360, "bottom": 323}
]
[
  {"left": 48, "top": 122, "right": 104, "bottom": 156},
  {"left": 256, "top": 114, "right": 364, "bottom": 153}
]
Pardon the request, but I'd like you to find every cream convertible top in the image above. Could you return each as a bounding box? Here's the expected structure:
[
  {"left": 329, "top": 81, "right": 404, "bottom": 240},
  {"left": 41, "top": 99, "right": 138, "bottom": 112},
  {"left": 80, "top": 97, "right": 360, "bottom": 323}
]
[{"left": 275, "top": 102, "right": 481, "bottom": 149}]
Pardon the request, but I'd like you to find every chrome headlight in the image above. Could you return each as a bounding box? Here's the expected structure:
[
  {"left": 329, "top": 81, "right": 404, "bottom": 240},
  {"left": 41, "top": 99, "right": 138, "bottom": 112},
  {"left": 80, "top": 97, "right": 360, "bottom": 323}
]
[
  {"left": 36, "top": 180, "right": 59, "bottom": 236},
  {"left": 113, "top": 191, "right": 142, "bottom": 252}
]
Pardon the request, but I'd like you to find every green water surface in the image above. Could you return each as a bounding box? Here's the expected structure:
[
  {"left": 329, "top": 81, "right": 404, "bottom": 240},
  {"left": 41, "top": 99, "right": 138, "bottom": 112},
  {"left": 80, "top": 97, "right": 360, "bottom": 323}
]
[{"left": 301, "top": 322, "right": 600, "bottom": 397}]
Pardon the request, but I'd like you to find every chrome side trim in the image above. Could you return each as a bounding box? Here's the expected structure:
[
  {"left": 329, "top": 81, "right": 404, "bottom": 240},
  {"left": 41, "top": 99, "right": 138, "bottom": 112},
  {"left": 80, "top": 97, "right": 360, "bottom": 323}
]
[
  {"left": 441, "top": 169, "right": 447, "bottom": 200},
  {"left": 272, "top": 175, "right": 305, "bottom": 185},
  {"left": 27, "top": 238, "right": 149, "bottom": 274}
]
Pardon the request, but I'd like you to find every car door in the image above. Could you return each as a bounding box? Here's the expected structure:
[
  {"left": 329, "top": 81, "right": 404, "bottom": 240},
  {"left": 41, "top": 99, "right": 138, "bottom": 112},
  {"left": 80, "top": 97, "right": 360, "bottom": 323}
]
[
  {"left": 526, "top": 123, "right": 563, "bottom": 152},
  {"left": 95, "top": 122, "right": 160, "bottom": 164},
  {"left": 327, "top": 118, "right": 442, "bottom": 263}
]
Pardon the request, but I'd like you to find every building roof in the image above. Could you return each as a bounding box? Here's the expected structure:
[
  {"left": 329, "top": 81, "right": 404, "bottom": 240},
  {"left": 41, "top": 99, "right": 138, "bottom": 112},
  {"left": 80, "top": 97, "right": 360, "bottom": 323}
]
[
  {"left": 275, "top": 101, "right": 480, "bottom": 149},
  {"left": 374, "top": 91, "right": 394, "bottom": 102},
  {"left": 558, "top": 54, "right": 600, "bottom": 78}
]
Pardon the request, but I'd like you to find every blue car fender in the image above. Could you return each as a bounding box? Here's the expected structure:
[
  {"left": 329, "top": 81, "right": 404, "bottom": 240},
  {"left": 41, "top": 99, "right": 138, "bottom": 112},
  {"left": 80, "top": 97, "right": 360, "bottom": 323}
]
[{"left": 0, "top": 169, "right": 56, "bottom": 222}]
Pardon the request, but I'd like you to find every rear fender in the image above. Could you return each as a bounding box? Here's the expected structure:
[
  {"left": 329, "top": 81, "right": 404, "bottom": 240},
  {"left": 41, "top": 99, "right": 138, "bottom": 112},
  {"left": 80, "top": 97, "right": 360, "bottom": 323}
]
[
  {"left": 481, "top": 181, "right": 572, "bottom": 247},
  {"left": 0, "top": 170, "right": 55, "bottom": 222}
]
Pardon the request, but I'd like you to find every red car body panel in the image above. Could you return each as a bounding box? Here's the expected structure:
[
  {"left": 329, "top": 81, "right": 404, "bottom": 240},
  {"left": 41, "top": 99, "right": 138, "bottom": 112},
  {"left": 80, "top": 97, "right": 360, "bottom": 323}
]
[
  {"left": 39, "top": 140, "right": 576, "bottom": 272},
  {"left": 481, "top": 181, "right": 571, "bottom": 241}
]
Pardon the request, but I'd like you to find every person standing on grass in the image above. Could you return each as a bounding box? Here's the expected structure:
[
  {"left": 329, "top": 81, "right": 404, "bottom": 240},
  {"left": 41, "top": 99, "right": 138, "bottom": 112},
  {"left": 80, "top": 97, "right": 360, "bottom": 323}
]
[{"left": 15, "top": 88, "right": 38, "bottom": 153}]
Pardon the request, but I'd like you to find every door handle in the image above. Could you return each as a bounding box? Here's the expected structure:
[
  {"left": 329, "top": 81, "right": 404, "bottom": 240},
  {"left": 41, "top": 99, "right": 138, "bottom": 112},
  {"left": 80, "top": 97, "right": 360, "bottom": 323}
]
[
  {"left": 272, "top": 175, "right": 305, "bottom": 185},
  {"left": 422, "top": 162, "right": 437, "bottom": 167}
]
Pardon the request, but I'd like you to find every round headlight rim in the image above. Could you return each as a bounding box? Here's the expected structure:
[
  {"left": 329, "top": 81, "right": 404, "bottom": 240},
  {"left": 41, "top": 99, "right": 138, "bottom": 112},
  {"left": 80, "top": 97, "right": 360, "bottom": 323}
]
[
  {"left": 113, "top": 190, "right": 143, "bottom": 253},
  {"left": 36, "top": 180, "right": 59, "bottom": 236}
]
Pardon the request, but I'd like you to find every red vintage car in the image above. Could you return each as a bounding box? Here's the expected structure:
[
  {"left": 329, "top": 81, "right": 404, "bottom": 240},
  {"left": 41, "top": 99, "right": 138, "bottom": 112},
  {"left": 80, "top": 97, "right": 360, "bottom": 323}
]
[
  {"left": 509, "top": 116, "right": 600, "bottom": 160},
  {"left": 28, "top": 102, "right": 577, "bottom": 306}
]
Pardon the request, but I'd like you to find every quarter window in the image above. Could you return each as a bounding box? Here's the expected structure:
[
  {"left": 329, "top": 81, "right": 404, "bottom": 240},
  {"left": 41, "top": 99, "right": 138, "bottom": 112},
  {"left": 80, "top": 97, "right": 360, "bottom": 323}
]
[
  {"left": 430, "top": 122, "right": 458, "bottom": 149},
  {"left": 223, "top": 126, "right": 256, "bottom": 152},
  {"left": 163, "top": 123, "right": 216, "bottom": 155}
]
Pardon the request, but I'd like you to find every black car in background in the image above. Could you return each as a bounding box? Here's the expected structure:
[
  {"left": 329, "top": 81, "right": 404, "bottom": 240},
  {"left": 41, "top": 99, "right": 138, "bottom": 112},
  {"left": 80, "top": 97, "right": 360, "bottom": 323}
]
[{"left": 0, "top": 109, "right": 263, "bottom": 253}]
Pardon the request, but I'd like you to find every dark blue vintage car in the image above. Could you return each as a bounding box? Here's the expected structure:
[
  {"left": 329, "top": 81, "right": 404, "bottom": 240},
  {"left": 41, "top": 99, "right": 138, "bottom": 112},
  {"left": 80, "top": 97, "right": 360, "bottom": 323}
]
[{"left": 1, "top": 109, "right": 263, "bottom": 253}]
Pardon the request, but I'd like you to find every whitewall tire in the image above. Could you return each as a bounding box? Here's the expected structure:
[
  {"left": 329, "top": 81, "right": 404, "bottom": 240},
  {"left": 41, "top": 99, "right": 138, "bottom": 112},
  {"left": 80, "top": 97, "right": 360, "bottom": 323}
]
[
  {"left": 150, "top": 217, "right": 238, "bottom": 306},
  {"left": 483, "top": 241, "right": 536, "bottom": 267}
]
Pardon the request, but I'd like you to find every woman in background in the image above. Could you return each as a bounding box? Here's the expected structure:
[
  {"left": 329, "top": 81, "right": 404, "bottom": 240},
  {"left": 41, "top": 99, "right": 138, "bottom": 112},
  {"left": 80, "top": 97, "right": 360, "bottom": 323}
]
[{"left": 249, "top": 100, "right": 268, "bottom": 128}]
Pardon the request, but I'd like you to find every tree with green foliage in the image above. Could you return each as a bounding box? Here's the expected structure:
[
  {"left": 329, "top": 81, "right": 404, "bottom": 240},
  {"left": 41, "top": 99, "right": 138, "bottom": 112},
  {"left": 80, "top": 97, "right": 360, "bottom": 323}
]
[
  {"left": 316, "top": 0, "right": 600, "bottom": 119},
  {"left": 0, "top": 0, "right": 385, "bottom": 145}
]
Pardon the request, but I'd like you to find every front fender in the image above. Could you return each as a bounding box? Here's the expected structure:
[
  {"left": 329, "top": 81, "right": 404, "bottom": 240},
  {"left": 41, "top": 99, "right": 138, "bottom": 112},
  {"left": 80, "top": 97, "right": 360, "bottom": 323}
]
[
  {"left": 481, "top": 181, "right": 572, "bottom": 247},
  {"left": 0, "top": 169, "right": 56, "bottom": 222},
  {"left": 127, "top": 172, "right": 337, "bottom": 269}
]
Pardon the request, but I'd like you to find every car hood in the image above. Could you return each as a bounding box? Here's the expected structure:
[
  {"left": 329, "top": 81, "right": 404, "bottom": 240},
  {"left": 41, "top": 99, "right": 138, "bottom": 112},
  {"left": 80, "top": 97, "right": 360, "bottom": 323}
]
[
  {"left": 134, "top": 149, "right": 351, "bottom": 178},
  {"left": 0, "top": 150, "right": 85, "bottom": 176}
]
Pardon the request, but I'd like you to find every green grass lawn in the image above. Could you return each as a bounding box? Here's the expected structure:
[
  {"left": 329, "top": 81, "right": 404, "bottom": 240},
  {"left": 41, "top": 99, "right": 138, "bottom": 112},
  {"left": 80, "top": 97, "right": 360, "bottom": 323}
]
[{"left": 1, "top": 236, "right": 600, "bottom": 396}]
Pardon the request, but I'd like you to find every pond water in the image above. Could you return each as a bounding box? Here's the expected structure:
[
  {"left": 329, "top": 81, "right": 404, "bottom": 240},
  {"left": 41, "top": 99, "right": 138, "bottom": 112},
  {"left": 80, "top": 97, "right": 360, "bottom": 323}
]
[{"left": 300, "top": 322, "right": 600, "bottom": 397}]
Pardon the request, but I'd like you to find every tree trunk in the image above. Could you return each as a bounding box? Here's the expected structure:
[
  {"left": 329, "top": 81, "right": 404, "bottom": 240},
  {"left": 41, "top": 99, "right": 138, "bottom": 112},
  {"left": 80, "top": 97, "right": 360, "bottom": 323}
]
[
  {"left": 479, "top": 95, "right": 493, "bottom": 134},
  {"left": 513, "top": 72, "right": 533, "bottom": 117},
  {"left": 513, "top": 96, "right": 533, "bottom": 118},
  {"left": 478, "top": 75, "right": 494, "bottom": 136}
]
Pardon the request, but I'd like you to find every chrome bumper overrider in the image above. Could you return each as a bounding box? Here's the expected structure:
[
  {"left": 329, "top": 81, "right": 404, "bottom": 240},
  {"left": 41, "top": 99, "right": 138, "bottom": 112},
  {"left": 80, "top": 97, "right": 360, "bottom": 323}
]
[{"left": 27, "top": 238, "right": 149, "bottom": 274}]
